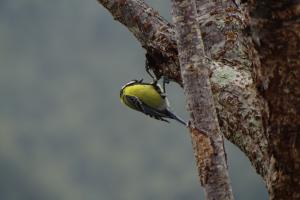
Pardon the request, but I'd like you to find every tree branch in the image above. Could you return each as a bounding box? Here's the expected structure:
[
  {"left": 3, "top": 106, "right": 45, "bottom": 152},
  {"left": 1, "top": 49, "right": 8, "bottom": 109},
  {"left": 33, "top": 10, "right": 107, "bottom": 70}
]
[
  {"left": 97, "top": 0, "right": 268, "bottom": 180},
  {"left": 194, "top": 0, "right": 270, "bottom": 178},
  {"left": 97, "top": 0, "right": 182, "bottom": 82},
  {"left": 171, "top": 0, "right": 234, "bottom": 199},
  {"left": 97, "top": 0, "right": 300, "bottom": 198}
]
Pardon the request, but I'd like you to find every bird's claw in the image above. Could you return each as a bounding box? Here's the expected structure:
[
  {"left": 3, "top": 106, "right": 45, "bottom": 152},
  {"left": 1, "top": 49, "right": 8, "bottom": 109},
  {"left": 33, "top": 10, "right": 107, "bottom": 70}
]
[
  {"left": 162, "top": 76, "right": 170, "bottom": 93},
  {"left": 145, "top": 57, "right": 156, "bottom": 80}
]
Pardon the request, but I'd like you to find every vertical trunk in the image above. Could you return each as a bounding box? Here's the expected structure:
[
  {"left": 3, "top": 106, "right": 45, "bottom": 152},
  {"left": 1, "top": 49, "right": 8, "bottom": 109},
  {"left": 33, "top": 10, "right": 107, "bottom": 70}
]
[
  {"left": 250, "top": 0, "right": 300, "bottom": 199},
  {"left": 171, "top": 0, "right": 234, "bottom": 199}
]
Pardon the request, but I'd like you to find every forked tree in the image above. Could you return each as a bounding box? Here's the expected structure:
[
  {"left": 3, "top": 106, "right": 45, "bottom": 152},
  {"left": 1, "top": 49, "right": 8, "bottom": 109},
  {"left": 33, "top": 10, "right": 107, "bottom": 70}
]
[{"left": 97, "top": 0, "right": 300, "bottom": 199}]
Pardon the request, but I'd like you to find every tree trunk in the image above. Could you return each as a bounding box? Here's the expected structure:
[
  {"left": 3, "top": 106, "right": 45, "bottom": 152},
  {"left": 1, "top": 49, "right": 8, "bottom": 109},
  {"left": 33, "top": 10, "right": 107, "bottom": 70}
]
[
  {"left": 249, "top": 1, "right": 300, "bottom": 199},
  {"left": 97, "top": 0, "right": 300, "bottom": 199},
  {"left": 171, "top": 0, "right": 234, "bottom": 199}
]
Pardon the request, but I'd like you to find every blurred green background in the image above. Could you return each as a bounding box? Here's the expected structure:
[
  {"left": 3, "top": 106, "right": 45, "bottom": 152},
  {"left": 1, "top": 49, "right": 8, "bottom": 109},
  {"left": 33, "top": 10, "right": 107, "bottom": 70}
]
[{"left": 0, "top": 1, "right": 268, "bottom": 199}]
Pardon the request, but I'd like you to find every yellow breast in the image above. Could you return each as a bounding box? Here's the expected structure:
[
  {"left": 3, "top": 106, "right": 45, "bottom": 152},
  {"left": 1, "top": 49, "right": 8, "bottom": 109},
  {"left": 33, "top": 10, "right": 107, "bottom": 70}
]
[{"left": 122, "top": 84, "right": 165, "bottom": 109}]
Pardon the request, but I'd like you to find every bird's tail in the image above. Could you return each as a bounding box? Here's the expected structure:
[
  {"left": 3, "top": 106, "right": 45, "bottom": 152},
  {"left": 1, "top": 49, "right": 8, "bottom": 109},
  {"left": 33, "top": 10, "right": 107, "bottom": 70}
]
[{"left": 165, "top": 110, "right": 187, "bottom": 126}]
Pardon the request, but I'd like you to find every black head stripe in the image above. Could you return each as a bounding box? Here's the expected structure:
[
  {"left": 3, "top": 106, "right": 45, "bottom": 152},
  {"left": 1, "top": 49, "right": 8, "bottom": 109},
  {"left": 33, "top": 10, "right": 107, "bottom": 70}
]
[
  {"left": 121, "top": 79, "right": 156, "bottom": 91},
  {"left": 121, "top": 80, "right": 138, "bottom": 90}
]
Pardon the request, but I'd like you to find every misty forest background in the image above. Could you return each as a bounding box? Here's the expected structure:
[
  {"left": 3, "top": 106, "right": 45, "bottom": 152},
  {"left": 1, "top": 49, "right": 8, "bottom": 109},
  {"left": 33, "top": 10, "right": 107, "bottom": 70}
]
[{"left": 0, "top": 1, "right": 268, "bottom": 199}]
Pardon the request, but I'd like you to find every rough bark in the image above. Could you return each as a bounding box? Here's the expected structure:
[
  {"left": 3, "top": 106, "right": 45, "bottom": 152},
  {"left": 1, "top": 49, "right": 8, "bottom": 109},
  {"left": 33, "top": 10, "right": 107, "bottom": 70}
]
[
  {"left": 171, "top": 0, "right": 234, "bottom": 199},
  {"left": 98, "top": 0, "right": 181, "bottom": 82},
  {"left": 97, "top": 0, "right": 300, "bottom": 199},
  {"left": 249, "top": 1, "right": 300, "bottom": 199},
  {"left": 194, "top": 0, "right": 269, "bottom": 178},
  {"left": 97, "top": 0, "right": 269, "bottom": 178}
]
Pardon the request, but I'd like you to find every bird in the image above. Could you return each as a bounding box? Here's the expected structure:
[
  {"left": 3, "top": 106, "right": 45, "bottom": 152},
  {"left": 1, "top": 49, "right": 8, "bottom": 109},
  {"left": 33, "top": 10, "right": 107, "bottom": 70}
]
[{"left": 120, "top": 79, "right": 187, "bottom": 126}]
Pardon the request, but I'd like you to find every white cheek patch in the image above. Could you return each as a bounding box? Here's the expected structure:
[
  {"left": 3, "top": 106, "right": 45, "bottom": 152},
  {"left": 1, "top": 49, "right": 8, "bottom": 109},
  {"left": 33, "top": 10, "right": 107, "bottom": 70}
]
[
  {"left": 165, "top": 97, "right": 170, "bottom": 107},
  {"left": 156, "top": 83, "right": 163, "bottom": 93}
]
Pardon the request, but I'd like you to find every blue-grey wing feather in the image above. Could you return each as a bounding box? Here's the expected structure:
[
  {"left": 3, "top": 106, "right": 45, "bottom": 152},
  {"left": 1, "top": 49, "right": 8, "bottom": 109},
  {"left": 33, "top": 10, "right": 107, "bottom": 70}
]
[
  {"left": 124, "top": 95, "right": 145, "bottom": 113},
  {"left": 124, "top": 95, "right": 170, "bottom": 123}
]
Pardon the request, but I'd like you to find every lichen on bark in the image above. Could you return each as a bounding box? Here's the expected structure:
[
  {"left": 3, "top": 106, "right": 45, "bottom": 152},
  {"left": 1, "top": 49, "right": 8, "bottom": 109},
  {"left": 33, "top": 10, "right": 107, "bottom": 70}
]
[{"left": 97, "top": 0, "right": 300, "bottom": 199}]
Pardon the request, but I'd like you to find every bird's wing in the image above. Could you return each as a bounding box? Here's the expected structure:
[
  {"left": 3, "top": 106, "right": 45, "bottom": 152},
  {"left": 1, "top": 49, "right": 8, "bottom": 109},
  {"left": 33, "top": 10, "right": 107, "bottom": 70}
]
[
  {"left": 124, "top": 95, "right": 170, "bottom": 123},
  {"left": 124, "top": 95, "right": 145, "bottom": 113}
]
